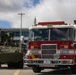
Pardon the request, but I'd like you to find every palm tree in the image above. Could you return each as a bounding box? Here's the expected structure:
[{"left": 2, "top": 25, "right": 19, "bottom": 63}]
[
  {"left": 6, "top": 32, "right": 14, "bottom": 46},
  {"left": 0, "top": 31, "right": 14, "bottom": 46},
  {"left": 0, "top": 31, "right": 7, "bottom": 45}
]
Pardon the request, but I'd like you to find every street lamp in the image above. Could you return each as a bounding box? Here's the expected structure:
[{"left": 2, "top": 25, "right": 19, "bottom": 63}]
[{"left": 18, "top": 13, "right": 25, "bottom": 51}]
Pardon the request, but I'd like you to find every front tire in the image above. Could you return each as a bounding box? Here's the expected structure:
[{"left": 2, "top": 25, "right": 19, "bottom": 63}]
[
  {"left": 70, "top": 65, "right": 76, "bottom": 74},
  {"left": 14, "top": 60, "right": 24, "bottom": 69},
  {"left": 8, "top": 63, "right": 14, "bottom": 68},
  {"left": 8, "top": 60, "right": 24, "bottom": 69},
  {"left": 18, "top": 60, "right": 24, "bottom": 69},
  {"left": 32, "top": 66, "right": 41, "bottom": 73}
]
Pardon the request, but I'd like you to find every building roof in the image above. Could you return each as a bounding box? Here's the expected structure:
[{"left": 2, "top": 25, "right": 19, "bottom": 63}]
[{"left": 0, "top": 28, "right": 29, "bottom": 32}]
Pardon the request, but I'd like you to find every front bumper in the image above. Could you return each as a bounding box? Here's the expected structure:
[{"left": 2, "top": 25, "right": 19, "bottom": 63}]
[{"left": 24, "top": 59, "right": 74, "bottom": 67}]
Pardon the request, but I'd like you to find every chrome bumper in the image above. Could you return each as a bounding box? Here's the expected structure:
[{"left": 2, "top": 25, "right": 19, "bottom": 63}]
[{"left": 24, "top": 59, "right": 74, "bottom": 67}]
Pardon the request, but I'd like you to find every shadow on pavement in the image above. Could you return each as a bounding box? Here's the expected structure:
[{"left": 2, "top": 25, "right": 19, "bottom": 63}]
[
  {"left": 0, "top": 64, "right": 31, "bottom": 70},
  {"left": 37, "top": 68, "right": 73, "bottom": 75}
]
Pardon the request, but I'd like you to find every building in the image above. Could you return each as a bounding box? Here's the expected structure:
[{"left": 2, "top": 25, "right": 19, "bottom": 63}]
[{"left": 0, "top": 28, "right": 29, "bottom": 45}]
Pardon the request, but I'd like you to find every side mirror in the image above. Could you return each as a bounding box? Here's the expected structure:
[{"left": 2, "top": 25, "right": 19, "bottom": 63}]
[{"left": 21, "top": 43, "right": 27, "bottom": 54}]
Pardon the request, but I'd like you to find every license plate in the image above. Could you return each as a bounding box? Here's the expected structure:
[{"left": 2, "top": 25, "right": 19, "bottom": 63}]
[{"left": 44, "top": 60, "right": 50, "bottom": 64}]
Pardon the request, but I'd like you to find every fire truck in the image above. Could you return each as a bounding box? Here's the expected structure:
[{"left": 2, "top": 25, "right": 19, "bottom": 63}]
[{"left": 25, "top": 20, "right": 76, "bottom": 73}]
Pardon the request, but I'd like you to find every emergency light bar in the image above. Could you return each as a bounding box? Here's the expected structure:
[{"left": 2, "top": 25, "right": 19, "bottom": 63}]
[{"left": 38, "top": 21, "right": 65, "bottom": 25}]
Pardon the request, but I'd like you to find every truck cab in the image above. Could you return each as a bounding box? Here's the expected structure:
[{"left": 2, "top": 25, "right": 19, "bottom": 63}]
[{"left": 25, "top": 21, "right": 76, "bottom": 73}]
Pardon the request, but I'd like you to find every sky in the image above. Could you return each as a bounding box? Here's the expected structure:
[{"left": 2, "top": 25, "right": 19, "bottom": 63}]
[{"left": 0, "top": 0, "right": 76, "bottom": 28}]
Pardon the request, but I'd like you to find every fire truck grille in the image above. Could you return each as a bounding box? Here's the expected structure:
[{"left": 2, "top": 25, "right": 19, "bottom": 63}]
[{"left": 41, "top": 44, "right": 57, "bottom": 59}]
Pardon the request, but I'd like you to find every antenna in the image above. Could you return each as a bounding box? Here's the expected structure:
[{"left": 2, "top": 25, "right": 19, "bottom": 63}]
[{"left": 34, "top": 17, "right": 37, "bottom": 26}]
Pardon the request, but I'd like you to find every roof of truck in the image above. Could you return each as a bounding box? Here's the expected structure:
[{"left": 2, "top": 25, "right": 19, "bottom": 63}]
[{"left": 29, "top": 24, "right": 76, "bottom": 29}]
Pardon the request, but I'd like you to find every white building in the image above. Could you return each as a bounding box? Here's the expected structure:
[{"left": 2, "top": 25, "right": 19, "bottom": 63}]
[{"left": 0, "top": 28, "right": 29, "bottom": 44}]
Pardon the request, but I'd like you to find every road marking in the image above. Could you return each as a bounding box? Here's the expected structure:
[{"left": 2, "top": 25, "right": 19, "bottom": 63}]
[{"left": 13, "top": 70, "right": 20, "bottom": 75}]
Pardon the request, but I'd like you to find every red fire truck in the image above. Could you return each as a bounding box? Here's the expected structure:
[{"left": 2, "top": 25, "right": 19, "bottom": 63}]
[{"left": 25, "top": 21, "right": 76, "bottom": 73}]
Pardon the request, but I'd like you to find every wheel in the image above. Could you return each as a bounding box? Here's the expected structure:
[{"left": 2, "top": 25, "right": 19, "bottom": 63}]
[
  {"left": 70, "top": 65, "right": 76, "bottom": 74},
  {"left": 32, "top": 66, "right": 41, "bottom": 73},
  {"left": 8, "top": 63, "right": 14, "bottom": 68},
  {"left": 14, "top": 60, "right": 24, "bottom": 69},
  {"left": 0, "top": 64, "right": 1, "bottom": 68},
  {"left": 18, "top": 60, "right": 24, "bottom": 69}
]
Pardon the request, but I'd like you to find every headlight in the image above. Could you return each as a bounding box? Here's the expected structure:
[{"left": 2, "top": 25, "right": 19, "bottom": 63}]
[
  {"left": 60, "top": 49, "right": 69, "bottom": 54},
  {"left": 31, "top": 50, "right": 41, "bottom": 54},
  {"left": 26, "top": 50, "right": 41, "bottom": 56},
  {"left": 54, "top": 54, "right": 59, "bottom": 59}
]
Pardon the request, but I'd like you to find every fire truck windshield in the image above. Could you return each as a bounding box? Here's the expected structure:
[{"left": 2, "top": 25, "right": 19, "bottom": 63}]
[
  {"left": 29, "top": 28, "right": 74, "bottom": 41},
  {"left": 50, "top": 28, "right": 73, "bottom": 41},
  {"left": 29, "top": 29, "right": 48, "bottom": 41}
]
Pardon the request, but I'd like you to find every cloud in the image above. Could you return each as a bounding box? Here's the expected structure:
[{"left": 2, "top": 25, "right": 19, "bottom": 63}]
[
  {"left": 0, "top": 0, "right": 22, "bottom": 12},
  {"left": 0, "top": 0, "right": 76, "bottom": 28},
  {"left": 21, "top": 0, "right": 76, "bottom": 28}
]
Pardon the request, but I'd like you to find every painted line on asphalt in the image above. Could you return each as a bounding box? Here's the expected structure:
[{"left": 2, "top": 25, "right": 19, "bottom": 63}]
[{"left": 13, "top": 70, "right": 20, "bottom": 75}]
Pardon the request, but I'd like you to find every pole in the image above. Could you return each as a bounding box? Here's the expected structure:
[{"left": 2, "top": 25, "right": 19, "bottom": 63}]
[
  {"left": 18, "top": 13, "right": 25, "bottom": 51},
  {"left": 0, "top": 29, "right": 1, "bottom": 43}
]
